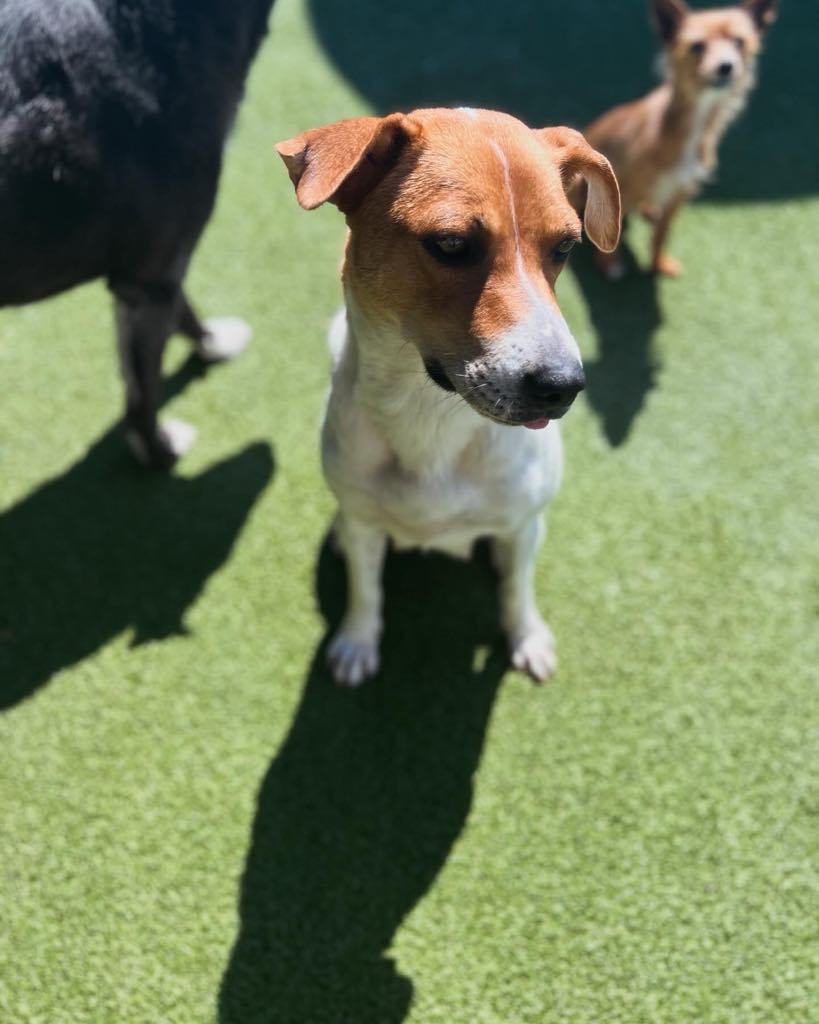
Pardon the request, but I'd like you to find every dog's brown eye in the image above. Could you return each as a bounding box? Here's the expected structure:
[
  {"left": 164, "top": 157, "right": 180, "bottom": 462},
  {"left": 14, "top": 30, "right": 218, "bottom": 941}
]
[
  {"left": 733, "top": 36, "right": 745, "bottom": 50},
  {"left": 422, "top": 233, "right": 478, "bottom": 266},
  {"left": 553, "top": 238, "right": 577, "bottom": 263},
  {"left": 438, "top": 235, "right": 466, "bottom": 255},
  {"left": 690, "top": 40, "right": 705, "bottom": 55}
]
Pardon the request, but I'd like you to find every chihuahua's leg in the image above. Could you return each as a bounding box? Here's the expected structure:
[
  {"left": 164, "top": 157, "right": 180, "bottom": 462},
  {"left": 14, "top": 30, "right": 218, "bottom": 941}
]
[
  {"left": 177, "top": 290, "right": 252, "bottom": 363},
  {"left": 492, "top": 515, "right": 557, "bottom": 682},
  {"left": 650, "top": 196, "right": 686, "bottom": 277},
  {"left": 114, "top": 282, "right": 197, "bottom": 469},
  {"left": 328, "top": 513, "right": 388, "bottom": 687}
]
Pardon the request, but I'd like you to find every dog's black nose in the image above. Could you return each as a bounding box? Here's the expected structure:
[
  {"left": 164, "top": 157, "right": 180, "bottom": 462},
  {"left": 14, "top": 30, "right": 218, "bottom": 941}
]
[
  {"left": 521, "top": 366, "right": 586, "bottom": 407},
  {"left": 717, "top": 61, "right": 735, "bottom": 78}
]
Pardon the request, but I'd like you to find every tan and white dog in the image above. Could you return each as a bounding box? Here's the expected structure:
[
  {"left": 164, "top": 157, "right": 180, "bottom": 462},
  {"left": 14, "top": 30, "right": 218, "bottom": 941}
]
[
  {"left": 586, "top": 0, "right": 779, "bottom": 278},
  {"left": 276, "top": 109, "right": 620, "bottom": 686}
]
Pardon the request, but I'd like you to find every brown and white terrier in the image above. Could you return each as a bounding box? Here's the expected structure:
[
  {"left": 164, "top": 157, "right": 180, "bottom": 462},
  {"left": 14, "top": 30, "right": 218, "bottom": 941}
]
[
  {"left": 276, "top": 109, "right": 620, "bottom": 686},
  {"left": 585, "top": 0, "right": 779, "bottom": 278}
]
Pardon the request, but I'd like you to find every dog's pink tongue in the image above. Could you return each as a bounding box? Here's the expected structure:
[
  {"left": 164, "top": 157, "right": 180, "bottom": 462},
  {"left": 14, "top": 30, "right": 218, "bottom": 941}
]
[{"left": 523, "top": 418, "right": 550, "bottom": 430}]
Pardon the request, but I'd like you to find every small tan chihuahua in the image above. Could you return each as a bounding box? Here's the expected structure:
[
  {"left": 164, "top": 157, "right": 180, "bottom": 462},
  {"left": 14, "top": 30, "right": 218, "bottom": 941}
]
[{"left": 586, "top": 0, "right": 779, "bottom": 278}]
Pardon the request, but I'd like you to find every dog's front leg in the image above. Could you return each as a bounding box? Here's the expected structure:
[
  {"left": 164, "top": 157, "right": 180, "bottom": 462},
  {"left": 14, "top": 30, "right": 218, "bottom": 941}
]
[
  {"left": 114, "top": 282, "right": 196, "bottom": 469},
  {"left": 650, "top": 194, "right": 686, "bottom": 277},
  {"left": 327, "top": 514, "right": 387, "bottom": 687},
  {"left": 492, "top": 515, "right": 557, "bottom": 682}
]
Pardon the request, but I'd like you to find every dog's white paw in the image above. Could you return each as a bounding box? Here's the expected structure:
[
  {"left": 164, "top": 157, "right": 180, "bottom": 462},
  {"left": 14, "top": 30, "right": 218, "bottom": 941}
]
[
  {"left": 198, "top": 316, "right": 252, "bottom": 362},
  {"left": 126, "top": 418, "right": 197, "bottom": 467},
  {"left": 158, "top": 418, "right": 198, "bottom": 458},
  {"left": 327, "top": 629, "right": 380, "bottom": 687},
  {"left": 509, "top": 621, "right": 557, "bottom": 683}
]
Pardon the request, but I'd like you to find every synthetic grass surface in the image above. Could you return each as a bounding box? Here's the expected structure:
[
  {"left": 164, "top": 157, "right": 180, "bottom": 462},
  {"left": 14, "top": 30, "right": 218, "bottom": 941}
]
[{"left": 1, "top": 1, "right": 817, "bottom": 1022}]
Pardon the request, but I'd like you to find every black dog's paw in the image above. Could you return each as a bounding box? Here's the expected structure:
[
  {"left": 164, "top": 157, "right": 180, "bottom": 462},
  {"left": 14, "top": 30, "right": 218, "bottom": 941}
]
[
  {"left": 127, "top": 419, "right": 198, "bottom": 469},
  {"left": 197, "top": 317, "right": 252, "bottom": 362}
]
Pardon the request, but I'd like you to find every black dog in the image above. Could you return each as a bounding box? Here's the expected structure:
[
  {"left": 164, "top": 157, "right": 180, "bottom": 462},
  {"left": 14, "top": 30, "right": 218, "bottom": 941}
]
[{"left": 0, "top": 0, "right": 275, "bottom": 466}]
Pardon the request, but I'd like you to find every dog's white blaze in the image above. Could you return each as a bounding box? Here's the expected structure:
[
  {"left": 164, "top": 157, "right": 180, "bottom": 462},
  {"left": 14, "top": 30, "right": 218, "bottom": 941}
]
[
  {"left": 489, "top": 139, "right": 545, "bottom": 311},
  {"left": 489, "top": 140, "right": 521, "bottom": 252},
  {"left": 458, "top": 107, "right": 479, "bottom": 121},
  {"left": 485, "top": 140, "right": 581, "bottom": 369},
  {"left": 470, "top": 139, "right": 577, "bottom": 372}
]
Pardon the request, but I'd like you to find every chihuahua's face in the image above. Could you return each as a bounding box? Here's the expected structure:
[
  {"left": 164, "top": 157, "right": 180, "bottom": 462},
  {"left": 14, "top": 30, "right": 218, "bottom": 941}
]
[
  {"left": 278, "top": 109, "right": 620, "bottom": 428},
  {"left": 652, "top": 0, "right": 778, "bottom": 95}
]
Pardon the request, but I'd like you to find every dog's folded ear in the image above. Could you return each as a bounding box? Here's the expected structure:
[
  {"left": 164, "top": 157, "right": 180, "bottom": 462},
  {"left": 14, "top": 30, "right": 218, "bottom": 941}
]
[
  {"left": 649, "top": 0, "right": 689, "bottom": 42},
  {"left": 743, "top": 0, "right": 779, "bottom": 31},
  {"left": 276, "top": 114, "right": 418, "bottom": 214},
  {"left": 539, "top": 127, "right": 621, "bottom": 254}
]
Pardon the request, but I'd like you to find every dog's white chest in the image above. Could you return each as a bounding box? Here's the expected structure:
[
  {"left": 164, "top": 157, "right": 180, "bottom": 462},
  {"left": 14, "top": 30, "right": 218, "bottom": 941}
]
[
  {"left": 322, "top": 307, "right": 565, "bottom": 558},
  {"left": 651, "top": 91, "right": 724, "bottom": 208},
  {"left": 383, "top": 441, "right": 560, "bottom": 555},
  {"left": 323, "top": 403, "right": 563, "bottom": 558},
  {"left": 652, "top": 146, "right": 709, "bottom": 208}
]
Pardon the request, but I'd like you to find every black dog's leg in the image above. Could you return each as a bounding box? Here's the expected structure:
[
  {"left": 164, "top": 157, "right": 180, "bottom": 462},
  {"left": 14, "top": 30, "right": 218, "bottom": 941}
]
[
  {"left": 114, "top": 282, "right": 196, "bottom": 469},
  {"left": 176, "top": 288, "right": 252, "bottom": 363},
  {"left": 177, "top": 291, "right": 208, "bottom": 344}
]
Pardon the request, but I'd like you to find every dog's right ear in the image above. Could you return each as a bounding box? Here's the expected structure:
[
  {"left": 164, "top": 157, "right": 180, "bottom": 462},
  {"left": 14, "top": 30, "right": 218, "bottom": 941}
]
[
  {"left": 649, "top": 0, "right": 689, "bottom": 42},
  {"left": 276, "top": 114, "right": 417, "bottom": 214}
]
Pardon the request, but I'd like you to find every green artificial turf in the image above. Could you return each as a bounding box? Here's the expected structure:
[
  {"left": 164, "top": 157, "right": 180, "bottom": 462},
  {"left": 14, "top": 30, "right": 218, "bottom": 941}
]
[{"left": 1, "top": 1, "right": 817, "bottom": 1022}]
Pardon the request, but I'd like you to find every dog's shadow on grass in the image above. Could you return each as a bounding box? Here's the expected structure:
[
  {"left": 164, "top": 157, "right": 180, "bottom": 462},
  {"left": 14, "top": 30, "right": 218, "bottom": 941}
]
[
  {"left": 0, "top": 357, "right": 274, "bottom": 710},
  {"left": 570, "top": 244, "right": 662, "bottom": 447},
  {"left": 219, "top": 539, "right": 508, "bottom": 1024}
]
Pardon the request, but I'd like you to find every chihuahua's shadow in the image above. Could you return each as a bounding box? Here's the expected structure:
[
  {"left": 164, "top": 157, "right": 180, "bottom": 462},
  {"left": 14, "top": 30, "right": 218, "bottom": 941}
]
[
  {"left": 570, "top": 243, "right": 662, "bottom": 447},
  {"left": 0, "top": 356, "right": 274, "bottom": 710},
  {"left": 218, "top": 538, "right": 508, "bottom": 1024}
]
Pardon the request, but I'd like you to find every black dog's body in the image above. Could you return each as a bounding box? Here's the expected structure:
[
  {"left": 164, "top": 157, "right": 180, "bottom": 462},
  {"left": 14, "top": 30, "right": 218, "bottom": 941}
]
[{"left": 0, "top": 0, "right": 274, "bottom": 464}]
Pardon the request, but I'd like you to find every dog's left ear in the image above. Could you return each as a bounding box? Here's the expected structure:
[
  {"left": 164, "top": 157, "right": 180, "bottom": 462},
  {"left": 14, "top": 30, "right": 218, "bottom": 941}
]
[
  {"left": 538, "top": 127, "right": 622, "bottom": 253},
  {"left": 649, "top": 0, "right": 689, "bottom": 43},
  {"left": 743, "top": 0, "right": 779, "bottom": 31},
  {"left": 276, "top": 114, "right": 418, "bottom": 214}
]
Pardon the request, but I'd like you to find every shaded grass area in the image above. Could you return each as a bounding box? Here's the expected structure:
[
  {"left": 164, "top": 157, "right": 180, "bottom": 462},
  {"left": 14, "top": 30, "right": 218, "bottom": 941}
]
[
  {"left": 1, "top": 1, "right": 817, "bottom": 1022},
  {"left": 309, "top": 0, "right": 819, "bottom": 202},
  {"left": 0, "top": 357, "right": 273, "bottom": 710},
  {"left": 219, "top": 541, "right": 507, "bottom": 1024}
]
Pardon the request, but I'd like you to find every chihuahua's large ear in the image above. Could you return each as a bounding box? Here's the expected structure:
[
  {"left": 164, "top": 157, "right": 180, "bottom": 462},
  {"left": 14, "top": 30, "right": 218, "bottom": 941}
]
[
  {"left": 276, "top": 113, "right": 417, "bottom": 214},
  {"left": 649, "top": 0, "right": 689, "bottom": 42},
  {"left": 743, "top": 0, "right": 779, "bottom": 31},
  {"left": 539, "top": 127, "right": 621, "bottom": 253}
]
